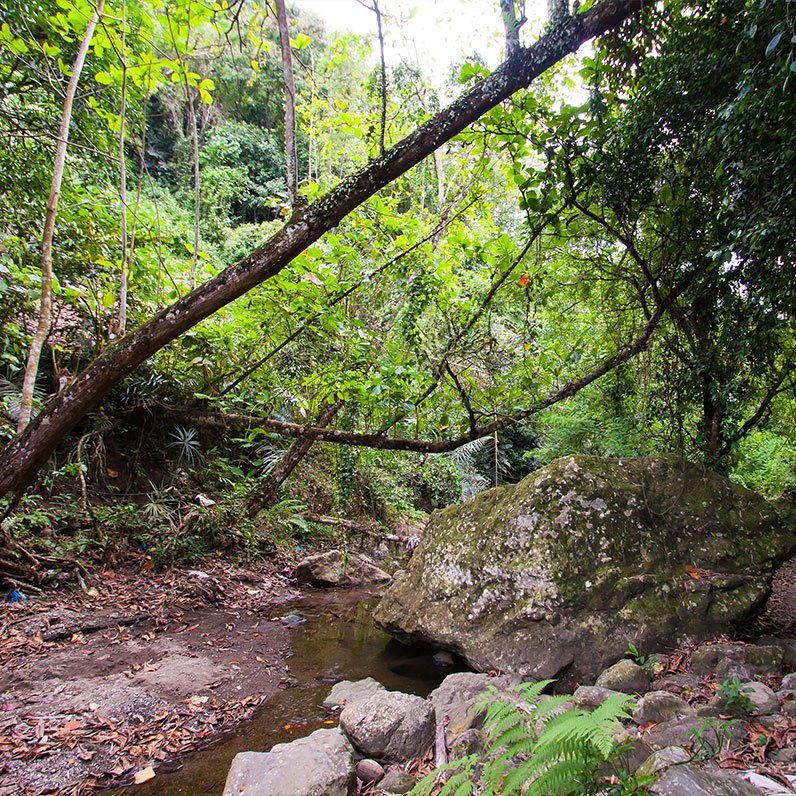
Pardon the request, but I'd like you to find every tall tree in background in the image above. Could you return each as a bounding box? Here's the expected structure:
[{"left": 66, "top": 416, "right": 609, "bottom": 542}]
[
  {"left": 0, "top": 0, "right": 644, "bottom": 498},
  {"left": 275, "top": 0, "right": 299, "bottom": 206},
  {"left": 16, "top": 0, "right": 106, "bottom": 432}
]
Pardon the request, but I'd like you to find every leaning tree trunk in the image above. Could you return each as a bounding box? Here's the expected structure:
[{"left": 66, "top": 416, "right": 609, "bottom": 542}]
[
  {"left": 0, "top": 0, "right": 643, "bottom": 499},
  {"left": 246, "top": 400, "right": 342, "bottom": 517},
  {"left": 16, "top": 0, "right": 106, "bottom": 432}
]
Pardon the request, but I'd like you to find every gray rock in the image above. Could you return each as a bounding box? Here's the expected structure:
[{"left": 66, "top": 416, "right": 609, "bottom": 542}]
[
  {"left": 355, "top": 759, "right": 384, "bottom": 785},
  {"left": 690, "top": 644, "right": 784, "bottom": 677},
  {"left": 222, "top": 728, "right": 355, "bottom": 796},
  {"left": 339, "top": 691, "right": 434, "bottom": 761},
  {"left": 324, "top": 678, "right": 386, "bottom": 709},
  {"left": 649, "top": 763, "right": 764, "bottom": 795},
  {"left": 572, "top": 685, "right": 623, "bottom": 710},
  {"left": 374, "top": 455, "right": 796, "bottom": 686},
  {"left": 781, "top": 672, "right": 796, "bottom": 690},
  {"left": 295, "top": 550, "right": 392, "bottom": 588},
  {"left": 632, "top": 691, "right": 695, "bottom": 724},
  {"left": 428, "top": 671, "right": 522, "bottom": 744},
  {"left": 645, "top": 716, "right": 745, "bottom": 753},
  {"left": 379, "top": 770, "right": 416, "bottom": 794},
  {"left": 651, "top": 672, "right": 701, "bottom": 698},
  {"left": 596, "top": 659, "right": 650, "bottom": 694},
  {"left": 741, "top": 681, "right": 779, "bottom": 715},
  {"left": 757, "top": 637, "right": 796, "bottom": 670},
  {"left": 635, "top": 745, "right": 691, "bottom": 778}
]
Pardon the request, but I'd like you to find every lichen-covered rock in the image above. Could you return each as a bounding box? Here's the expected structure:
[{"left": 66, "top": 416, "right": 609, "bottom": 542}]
[
  {"left": 374, "top": 455, "right": 796, "bottom": 685},
  {"left": 595, "top": 659, "right": 650, "bottom": 694},
  {"left": 295, "top": 550, "right": 391, "bottom": 588},
  {"left": 636, "top": 745, "right": 691, "bottom": 778},
  {"left": 632, "top": 691, "right": 695, "bottom": 725},
  {"left": 428, "top": 672, "right": 521, "bottom": 744},
  {"left": 690, "top": 643, "right": 784, "bottom": 678},
  {"left": 339, "top": 691, "right": 434, "bottom": 761},
  {"left": 222, "top": 728, "right": 355, "bottom": 796}
]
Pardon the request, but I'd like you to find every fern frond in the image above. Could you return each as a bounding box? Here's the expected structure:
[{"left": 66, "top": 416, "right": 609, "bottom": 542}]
[{"left": 408, "top": 755, "right": 478, "bottom": 796}]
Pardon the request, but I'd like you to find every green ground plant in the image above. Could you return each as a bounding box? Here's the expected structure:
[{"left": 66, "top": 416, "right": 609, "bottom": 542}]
[{"left": 411, "top": 680, "right": 640, "bottom": 796}]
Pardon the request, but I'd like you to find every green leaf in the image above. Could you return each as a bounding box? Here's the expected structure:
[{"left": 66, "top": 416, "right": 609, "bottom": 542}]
[
  {"left": 765, "top": 31, "right": 783, "bottom": 56},
  {"left": 94, "top": 71, "right": 114, "bottom": 85},
  {"left": 290, "top": 32, "right": 310, "bottom": 49}
]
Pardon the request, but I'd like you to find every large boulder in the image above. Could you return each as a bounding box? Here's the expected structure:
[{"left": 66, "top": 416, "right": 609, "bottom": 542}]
[
  {"left": 295, "top": 550, "right": 392, "bottom": 588},
  {"left": 374, "top": 455, "right": 796, "bottom": 685},
  {"left": 222, "top": 728, "right": 355, "bottom": 796}
]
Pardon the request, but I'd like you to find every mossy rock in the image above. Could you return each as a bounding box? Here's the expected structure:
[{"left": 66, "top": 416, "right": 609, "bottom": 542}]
[{"left": 373, "top": 455, "right": 796, "bottom": 685}]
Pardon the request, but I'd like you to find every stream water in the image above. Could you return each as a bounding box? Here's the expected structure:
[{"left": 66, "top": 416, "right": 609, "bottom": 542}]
[{"left": 110, "top": 589, "right": 464, "bottom": 796}]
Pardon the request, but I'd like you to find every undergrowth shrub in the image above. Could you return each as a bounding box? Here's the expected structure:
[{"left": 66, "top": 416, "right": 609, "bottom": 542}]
[{"left": 411, "top": 680, "right": 640, "bottom": 796}]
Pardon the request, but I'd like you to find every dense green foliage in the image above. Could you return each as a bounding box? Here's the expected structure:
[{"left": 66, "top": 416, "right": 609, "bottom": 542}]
[
  {"left": 1, "top": 0, "right": 795, "bottom": 571},
  {"left": 411, "top": 680, "right": 645, "bottom": 796}
]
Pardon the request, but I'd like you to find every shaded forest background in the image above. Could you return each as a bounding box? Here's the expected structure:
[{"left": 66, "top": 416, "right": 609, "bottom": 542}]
[{"left": 0, "top": 0, "right": 794, "bottom": 576}]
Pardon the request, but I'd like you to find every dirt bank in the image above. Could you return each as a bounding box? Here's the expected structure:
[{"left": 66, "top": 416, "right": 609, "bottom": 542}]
[{"left": 0, "top": 561, "right": 300, "bottom": 796}]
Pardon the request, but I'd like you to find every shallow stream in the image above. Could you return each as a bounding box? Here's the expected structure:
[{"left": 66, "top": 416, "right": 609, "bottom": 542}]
[{"left": 111, "top": 589, "right": 462, "bottom": 796}]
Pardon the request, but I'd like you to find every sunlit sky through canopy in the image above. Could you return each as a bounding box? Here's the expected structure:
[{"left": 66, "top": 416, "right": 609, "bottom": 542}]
[{"left": 296, "top": 0, "right": 550, "bottom": 85}]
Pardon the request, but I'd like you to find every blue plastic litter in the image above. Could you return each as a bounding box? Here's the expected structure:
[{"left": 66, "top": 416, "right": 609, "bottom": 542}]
[{"left": 6, "top": 589, "right": 27, "bottom": 604}]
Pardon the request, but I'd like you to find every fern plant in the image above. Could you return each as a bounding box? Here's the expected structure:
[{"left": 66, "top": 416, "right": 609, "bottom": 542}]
[{"left": 411, "top": 680, "right": 636, "bottom": 796}]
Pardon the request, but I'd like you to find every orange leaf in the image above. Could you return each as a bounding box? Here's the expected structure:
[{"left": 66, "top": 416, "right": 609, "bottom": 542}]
[{"left": 518, "top": 273, "right": 529, "bottom": 287}]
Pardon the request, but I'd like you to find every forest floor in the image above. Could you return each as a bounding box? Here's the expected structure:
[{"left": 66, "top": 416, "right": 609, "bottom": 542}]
[{"left": 0, "top": 559, "right": 301, "bottom": 795}]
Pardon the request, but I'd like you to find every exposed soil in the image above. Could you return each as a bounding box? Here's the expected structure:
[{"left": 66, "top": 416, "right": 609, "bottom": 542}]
[{"left": 0, "top": 560, "right": 301, "bottom": 795}]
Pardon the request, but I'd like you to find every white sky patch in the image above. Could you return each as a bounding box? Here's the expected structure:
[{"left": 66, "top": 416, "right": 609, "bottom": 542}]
[{"left": 297, "top": 0, "right": 549, "bottom": 84}]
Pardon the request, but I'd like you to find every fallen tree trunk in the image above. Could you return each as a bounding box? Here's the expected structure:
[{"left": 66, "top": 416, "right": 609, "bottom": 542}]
[{"left": 0, "top": 0, "right": 643, "bottom": 500}]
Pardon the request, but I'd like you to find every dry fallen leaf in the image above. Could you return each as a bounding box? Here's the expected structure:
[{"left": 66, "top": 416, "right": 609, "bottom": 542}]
[{"left": 134, "top": 766, "right": 156, "bottom": 784}]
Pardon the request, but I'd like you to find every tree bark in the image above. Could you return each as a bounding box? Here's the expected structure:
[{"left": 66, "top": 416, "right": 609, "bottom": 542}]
[
  {"left": 275, "top": 0, "right": 298, "bottom": 204},
  {"left": 246, "top": 400, "right": 342, "bottom": 516},
  {"left": 16, "top": 0, "right": 106, "bottom": 432},
  {"left": 0, "top": 0, "right": 643, "bottom": 499}
]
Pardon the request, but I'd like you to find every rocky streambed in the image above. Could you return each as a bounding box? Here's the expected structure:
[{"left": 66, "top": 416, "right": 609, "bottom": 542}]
[{"left": 223, "top": 640, "right": 796, "bottom": 796}]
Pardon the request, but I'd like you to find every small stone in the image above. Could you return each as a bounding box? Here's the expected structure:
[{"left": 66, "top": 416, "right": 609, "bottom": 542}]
[
  {"left": 632, "top": 691, "right": 695, "bottom": 725},
  {"left": 449, "top": 728, "right": 483, "bottom": 758},
  {"left": 433, "top": 651, "right": 454, "bottom": 668},
  {"left": 356, "top": 759, "right": 384, "bottom": 785},
  {"left": 781, "top": 672, "right": 796, "bottom": 690},
  {"left": 636, "top": 745, "right": 691, "bottom": 778},
  {"left": 573, "top": 685, "right": 623, "bottom": 710},
  {"left": 740, "top": 681, "right": 779, "bottom": 715},
  {"left": 595, "top": 659, "right": 650, "bottom": 694},
  {"left": 324, "top": 678, "right": 386, "bottom": 709},
  {"left": 379, "top": 770, "right": 416, "bottom": 794}
]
